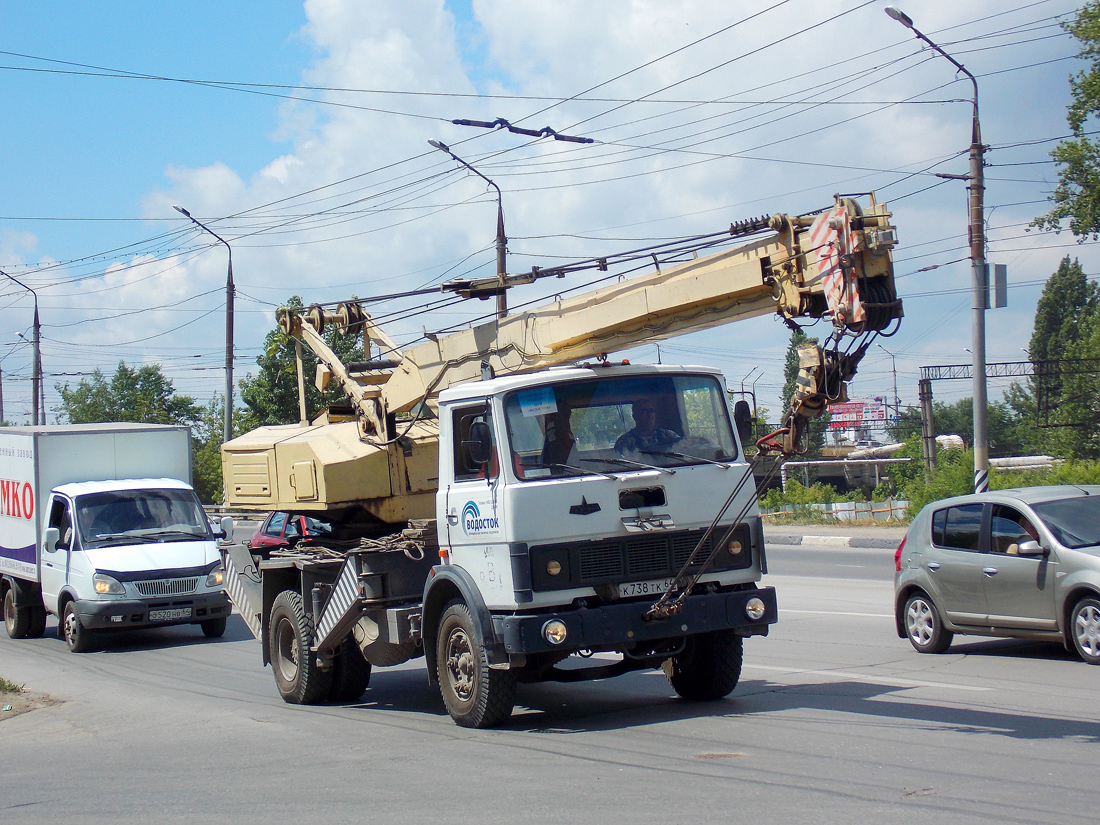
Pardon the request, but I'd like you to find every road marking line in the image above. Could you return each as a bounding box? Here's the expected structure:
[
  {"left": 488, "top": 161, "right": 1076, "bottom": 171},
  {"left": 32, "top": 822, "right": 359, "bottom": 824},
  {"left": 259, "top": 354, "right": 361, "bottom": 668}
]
[
  {"left": 782, "top": 608, "right": 893, "bottom": 618},
  {"left": 743, "top": 663, "right": 992, "bottom": 692}
]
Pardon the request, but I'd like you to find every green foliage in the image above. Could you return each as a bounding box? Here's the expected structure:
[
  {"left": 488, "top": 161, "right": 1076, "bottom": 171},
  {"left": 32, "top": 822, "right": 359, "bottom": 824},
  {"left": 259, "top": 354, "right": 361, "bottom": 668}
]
[
  {"left": 56, "top": 362, "right": 200, "bottom": 426},
  {"left": 1034, "top": 3, "right": 1100, "bottom": 238},
  {"left": 760, "top": 479, "right": 860, "bottom": 512},
  {"left": 0, "top": 676, "right": 23, "bottom": 693},
  {"left": 237, "top": 296, "right": 365, "bottom": 432},
  {"left": 192, "top": 397, "right": 225, "bottom": 504},
  {"left": 901, "top": 446, "right": 975, "bottom": 515}
]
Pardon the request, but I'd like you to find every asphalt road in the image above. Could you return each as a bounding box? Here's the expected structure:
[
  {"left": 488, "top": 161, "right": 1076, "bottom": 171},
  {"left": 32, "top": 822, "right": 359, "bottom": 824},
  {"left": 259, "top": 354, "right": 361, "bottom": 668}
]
[{"left": 2, "top": 540, "right": 1096, "bottom": 824}]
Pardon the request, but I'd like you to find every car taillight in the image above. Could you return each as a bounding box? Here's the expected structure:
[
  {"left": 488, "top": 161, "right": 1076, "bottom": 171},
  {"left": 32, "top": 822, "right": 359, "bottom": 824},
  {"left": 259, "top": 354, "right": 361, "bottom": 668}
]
[{"left": 894, "top": 535, "right": 906, "bottom": 572}]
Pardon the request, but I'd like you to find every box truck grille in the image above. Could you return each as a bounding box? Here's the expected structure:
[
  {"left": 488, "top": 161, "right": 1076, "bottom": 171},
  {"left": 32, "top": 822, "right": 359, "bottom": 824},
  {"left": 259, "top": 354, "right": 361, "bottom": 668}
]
[{"left": 136, "top": 577, "right": 199, "bottom": 596}]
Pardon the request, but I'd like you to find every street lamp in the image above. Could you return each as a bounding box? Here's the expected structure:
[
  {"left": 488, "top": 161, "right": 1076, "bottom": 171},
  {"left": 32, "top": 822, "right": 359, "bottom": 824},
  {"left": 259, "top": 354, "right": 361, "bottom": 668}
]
[
  {"left": 877, "top": 344, "right": 900, "bottom": 421},
  {"left": 428, "top": 139, "right": 508, "bottom": 319},
  {"left": 173, "top": 205, "right": 234, "bottom": 443},
  {"left": 2, "top": 269, "right": 43, "bottom": 425},
  {"left": 886, "top": 6, "right": 988, "bottom": 492}
]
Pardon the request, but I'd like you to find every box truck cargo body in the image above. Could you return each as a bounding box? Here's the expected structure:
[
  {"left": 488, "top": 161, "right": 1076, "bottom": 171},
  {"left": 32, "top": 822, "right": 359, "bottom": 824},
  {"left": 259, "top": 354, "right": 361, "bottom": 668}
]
[{"left": 0, "top": 424, "right": 231, "bottom": 651}]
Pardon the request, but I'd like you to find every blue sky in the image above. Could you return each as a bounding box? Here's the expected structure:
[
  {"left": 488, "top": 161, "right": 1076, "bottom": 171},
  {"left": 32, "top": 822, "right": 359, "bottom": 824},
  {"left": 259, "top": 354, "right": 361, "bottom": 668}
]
[{"left": 0, "top": 0, "right": 1095, "bottom": 429}]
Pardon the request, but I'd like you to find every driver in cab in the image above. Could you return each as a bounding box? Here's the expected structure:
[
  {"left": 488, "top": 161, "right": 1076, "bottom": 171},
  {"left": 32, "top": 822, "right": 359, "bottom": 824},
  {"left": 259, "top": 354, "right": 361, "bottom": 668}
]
[{"left": 615, "top": 398, "right": 679, "bottom": 454}]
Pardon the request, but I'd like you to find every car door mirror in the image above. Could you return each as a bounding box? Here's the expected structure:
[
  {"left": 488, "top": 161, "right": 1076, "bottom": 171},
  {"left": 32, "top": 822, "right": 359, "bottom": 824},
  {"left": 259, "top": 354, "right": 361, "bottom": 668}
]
[
  {"left": 1017, "top": 539, "right": 1046, "bottom": 557},
  {"left": 44, "top": 526, "right": 60, "bottom": 553},
  {"left": 465, "top": 420, "right": 493, "bottom": 467}
]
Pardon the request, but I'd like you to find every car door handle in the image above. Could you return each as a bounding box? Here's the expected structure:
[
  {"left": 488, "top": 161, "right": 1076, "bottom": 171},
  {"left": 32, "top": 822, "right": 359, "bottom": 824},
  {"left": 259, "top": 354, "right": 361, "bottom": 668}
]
[
  {"left": 927, "top": 562, "right": 940, "bottom": 571},
  {"left": 983, "top": 567, "right": 998, "bottom": 576}
]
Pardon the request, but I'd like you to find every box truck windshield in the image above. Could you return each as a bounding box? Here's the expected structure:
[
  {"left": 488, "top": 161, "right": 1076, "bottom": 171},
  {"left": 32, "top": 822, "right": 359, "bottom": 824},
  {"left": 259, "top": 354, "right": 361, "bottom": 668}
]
[{"left": 76, "top": 489, "right": 210, "bottom": 547}]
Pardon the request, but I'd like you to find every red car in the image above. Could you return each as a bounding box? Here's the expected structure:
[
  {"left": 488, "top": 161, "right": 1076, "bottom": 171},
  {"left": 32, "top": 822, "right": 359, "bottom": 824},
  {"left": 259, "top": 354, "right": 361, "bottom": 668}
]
[{"left": 247, "top": 512, "right": 333, "bottom": 549}]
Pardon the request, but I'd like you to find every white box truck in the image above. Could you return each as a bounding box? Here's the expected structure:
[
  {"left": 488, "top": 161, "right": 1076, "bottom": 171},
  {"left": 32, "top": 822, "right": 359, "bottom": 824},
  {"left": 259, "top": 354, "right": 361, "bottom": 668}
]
[{"left": 0, "top": 424, "right": 232, "bottom": 652}]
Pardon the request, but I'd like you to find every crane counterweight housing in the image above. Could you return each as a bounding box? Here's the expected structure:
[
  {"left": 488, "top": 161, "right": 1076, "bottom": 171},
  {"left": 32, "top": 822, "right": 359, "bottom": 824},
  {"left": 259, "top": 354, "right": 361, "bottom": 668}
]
[{"left": 218, "top": 193, "right": 901, "bottom": 727}]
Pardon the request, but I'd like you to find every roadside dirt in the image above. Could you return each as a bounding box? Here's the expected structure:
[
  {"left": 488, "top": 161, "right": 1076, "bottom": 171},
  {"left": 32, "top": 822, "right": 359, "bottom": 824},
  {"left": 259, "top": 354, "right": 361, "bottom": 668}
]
[{"left": 0, "top": 689, "right": 62, "bottom": 721}]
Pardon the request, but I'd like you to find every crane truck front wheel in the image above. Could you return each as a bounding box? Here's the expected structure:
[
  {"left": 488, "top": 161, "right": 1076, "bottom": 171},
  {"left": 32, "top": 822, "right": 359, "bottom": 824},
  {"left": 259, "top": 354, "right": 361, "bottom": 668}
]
[
  {"left": 663, "top": 630, "right": 743, "bottom": 701},
  {"left": 436, "top": 600, "right": 516, "bottom": 728},
  {"left": 269, "top": 590, "right": 333, "bottom": 704}
]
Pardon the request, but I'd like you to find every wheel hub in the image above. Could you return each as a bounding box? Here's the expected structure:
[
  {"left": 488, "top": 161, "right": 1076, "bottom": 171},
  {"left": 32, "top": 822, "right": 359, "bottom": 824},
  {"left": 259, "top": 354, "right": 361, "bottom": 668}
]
[
  {"left": 445, "top": 628, "right": 475, "bottom": 702},
  {"left": 1076, "top": 605, "right": 1100, "bottom": 656},
  {"left": 275, "top": 617, "right": 301, "bottom": 682},
  {"left": 906, "top": 599, "right": 933, "bottom": 645}
]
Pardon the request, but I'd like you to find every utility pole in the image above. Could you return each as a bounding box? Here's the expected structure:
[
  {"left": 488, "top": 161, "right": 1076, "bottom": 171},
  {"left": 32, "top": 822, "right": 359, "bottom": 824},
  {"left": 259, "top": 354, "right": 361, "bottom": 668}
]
[
  {"left": 878, "top": 344, "right": 900, "bottom": 421},
  {"left": 2, "top": 269, "right": 42, "bottom": 425},
  {"left": 886, "top": 6, "right": 988, "bottom": 492},
  {"left": 173, "top": 206, "right": 235, "bottom": 443},
  {"left": 428, "top": 140, "right": 508, "bottom": 318}
]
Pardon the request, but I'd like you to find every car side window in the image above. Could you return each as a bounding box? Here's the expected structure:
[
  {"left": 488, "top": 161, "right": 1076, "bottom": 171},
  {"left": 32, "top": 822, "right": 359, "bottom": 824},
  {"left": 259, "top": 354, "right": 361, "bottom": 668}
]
[
  {"left": 48, "top": 498, "right": 73, "bottom": 549},
  {"left": 265, "top": 512, "right": 287, "bottom": 537},
  {"left": 285, "top": 517, "right": 302, "bottom": 539},
  {"left": 990, "top": 505, "right": 1038, "bottom": 555},
  {"left": 933, "top": 503, "right": 983, "bottom": 551}
]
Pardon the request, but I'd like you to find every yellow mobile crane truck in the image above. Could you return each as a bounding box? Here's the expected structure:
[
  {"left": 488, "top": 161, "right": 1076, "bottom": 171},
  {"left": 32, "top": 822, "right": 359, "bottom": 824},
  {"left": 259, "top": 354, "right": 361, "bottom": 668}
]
[{"left": 220, "top": 194, "right": 900, "bottom": 727}]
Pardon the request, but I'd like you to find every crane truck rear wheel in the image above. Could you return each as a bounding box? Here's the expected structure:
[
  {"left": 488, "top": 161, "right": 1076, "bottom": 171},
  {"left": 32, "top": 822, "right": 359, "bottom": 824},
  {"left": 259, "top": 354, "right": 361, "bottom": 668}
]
[
  {"left": 61, "top": 601, "right": 97, "bottom": 653},
  {"left": 269, "top": 590, "right": 333, "bottom": 704},
  {"left": 436, "top": 600, "right": 516, "bottom": 728},
  {"left": 664, "top": 630, "right": 743, "bottom": 701},
  {"left": 328, "top": 638, "right": 372, "bottom": 702},
  {"left": 3, "top": 588, "right": 31, "bottom": 639}
]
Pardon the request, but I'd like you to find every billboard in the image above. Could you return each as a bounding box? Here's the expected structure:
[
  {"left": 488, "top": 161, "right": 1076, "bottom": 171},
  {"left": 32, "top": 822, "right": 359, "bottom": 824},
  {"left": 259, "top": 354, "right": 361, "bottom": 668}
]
[{"left": 828, "top": 399, "right": 888, "bottom": 429}]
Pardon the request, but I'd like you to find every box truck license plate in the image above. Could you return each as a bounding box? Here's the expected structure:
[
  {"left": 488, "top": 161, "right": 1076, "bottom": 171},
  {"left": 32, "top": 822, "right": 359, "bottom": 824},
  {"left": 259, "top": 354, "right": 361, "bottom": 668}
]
[
  {"left": 149, "top": 608, "right": 191, "bottom": 621},
  {"left": 617, "top": 578, "right": 675, "bottom": 598}
]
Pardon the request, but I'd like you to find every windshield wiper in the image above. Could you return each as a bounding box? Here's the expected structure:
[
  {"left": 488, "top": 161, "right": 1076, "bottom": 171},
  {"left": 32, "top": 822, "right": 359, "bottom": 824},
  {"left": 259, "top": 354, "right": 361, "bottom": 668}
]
[
  {"left": 640, "top": 449, "right": 734, "bottom": 468},
  {"left": 549, "top": 463, "right": 618, "bottom": 480},
  {"left": 581, "top": 456, "right": 675, "bottom": 475},
  {"left": 87, "top": 532, "right": 147, "bottom": 545},
  {"left": 141, "top": 529, "right": 207, "bottom": 542}
]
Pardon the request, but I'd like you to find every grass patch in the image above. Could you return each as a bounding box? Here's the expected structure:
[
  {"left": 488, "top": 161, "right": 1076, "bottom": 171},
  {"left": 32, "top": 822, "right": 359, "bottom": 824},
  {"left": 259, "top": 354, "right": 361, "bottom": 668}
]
[{"left": 0, "top": 677, "right": 24, "bottom": 694}]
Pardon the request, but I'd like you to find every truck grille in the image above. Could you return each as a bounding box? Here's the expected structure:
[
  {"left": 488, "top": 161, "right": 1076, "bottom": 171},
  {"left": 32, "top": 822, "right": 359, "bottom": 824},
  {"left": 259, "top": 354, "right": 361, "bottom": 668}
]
[
  {"left": 135, "top": 577, "right": 199, "bottom": 597},
  {"left": 531, "top": 524, "right": 752, "bottom": 592}
]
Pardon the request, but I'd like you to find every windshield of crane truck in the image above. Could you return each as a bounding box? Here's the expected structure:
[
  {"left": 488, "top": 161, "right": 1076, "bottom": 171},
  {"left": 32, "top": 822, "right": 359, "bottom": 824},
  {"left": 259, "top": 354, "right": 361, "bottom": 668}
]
[
  {"left": 503, "top": 373, "right": 739, "bottom": 479},
  {"left": 76, "top": 489, "right": 211, "bottom": 548}
]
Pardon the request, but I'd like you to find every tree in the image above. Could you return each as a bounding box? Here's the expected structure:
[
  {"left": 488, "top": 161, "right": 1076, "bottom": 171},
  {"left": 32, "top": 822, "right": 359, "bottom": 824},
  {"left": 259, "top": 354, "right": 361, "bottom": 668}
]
[
  {"left": 57, "top": 362, "right": 200, "bottom": 426},
  {"left": 1034, "top": 3, "right": 1100, "bottom": 238},
  {"left": 238, "top": 296, "right": 365, "bottom": 432},
  {"left": 192, "top": 396, "right": 226, "bottom": 504}
]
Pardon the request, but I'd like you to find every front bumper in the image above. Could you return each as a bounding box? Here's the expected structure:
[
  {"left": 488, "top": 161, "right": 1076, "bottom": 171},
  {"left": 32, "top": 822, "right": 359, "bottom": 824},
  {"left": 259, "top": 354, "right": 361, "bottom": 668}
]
[
  {"left": 497, "top": 585, "right": 777, "bottom": 656},
  {"left": 73, "top": 592, "right": 231, "bottom": 630}
]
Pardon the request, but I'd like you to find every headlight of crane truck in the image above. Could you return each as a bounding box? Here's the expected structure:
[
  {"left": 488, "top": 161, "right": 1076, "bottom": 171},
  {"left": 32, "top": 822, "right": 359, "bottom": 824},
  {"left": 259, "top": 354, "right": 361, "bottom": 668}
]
[{"left": 219, "top": 194, "right": 901, "bottom": 727}]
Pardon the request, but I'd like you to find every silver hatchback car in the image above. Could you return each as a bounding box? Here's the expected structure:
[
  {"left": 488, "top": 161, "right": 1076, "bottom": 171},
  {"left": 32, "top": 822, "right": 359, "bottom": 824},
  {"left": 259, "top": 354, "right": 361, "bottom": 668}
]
[{"left": 895, "top": 486, "right": 1100, "bottom": 663}]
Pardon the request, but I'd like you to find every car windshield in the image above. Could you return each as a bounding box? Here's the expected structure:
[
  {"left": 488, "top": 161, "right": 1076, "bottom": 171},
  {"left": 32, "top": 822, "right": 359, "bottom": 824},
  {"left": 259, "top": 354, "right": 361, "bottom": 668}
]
[
  {"left": 76, "top": 489, "right": 210, "bottom": 548},
  {"left": 1030, "top": 496, "right": 1100, "bottom": 549},
  {"left": 503, "top": 373, "right": 739, "bottom": 480}
]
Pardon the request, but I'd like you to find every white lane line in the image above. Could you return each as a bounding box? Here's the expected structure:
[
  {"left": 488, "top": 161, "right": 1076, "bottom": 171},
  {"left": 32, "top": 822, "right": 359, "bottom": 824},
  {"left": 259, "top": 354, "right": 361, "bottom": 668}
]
[
  {"left": 782, "top": 608, "right": 893, "bottom": 618},
  {"left": 743, "top": 663, "right": 992, "bottom": 692}
]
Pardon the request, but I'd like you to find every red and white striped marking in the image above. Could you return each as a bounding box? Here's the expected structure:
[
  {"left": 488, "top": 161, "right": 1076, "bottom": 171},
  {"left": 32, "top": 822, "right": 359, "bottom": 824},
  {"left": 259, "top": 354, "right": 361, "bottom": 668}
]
[{"left": 808, "top": 203, "right": 865, "bottom": 324}]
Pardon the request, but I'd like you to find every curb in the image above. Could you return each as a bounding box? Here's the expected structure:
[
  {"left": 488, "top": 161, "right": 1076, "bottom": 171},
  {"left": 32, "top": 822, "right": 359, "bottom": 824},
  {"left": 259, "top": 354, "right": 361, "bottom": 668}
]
[{"left": 766, "top": 534, "right": 901, "bottom": 549}]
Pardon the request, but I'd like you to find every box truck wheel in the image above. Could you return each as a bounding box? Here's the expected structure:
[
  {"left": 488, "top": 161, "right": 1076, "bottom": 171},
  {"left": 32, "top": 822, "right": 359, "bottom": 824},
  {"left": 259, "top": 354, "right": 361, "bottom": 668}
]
[
  {"left": 328, "top": 638, "right": 372, "bottom": 703},
  {"left": 268, "top": 590, "right": 333, "bottom": 704},
  {"left": 3, "top": 588, "right": 31, "bottom": 639},
  {"left": 663, "top": 630, "right": 743, "bottom": 701},
  {"left": 436, "top": 599, "right": 516, "bottom": 728},
  {"left": 61, "top": 601, "right": 97, "bottom": 653},
  {"left": 200, "top": 617, "right": 227, "bottom": 638}
]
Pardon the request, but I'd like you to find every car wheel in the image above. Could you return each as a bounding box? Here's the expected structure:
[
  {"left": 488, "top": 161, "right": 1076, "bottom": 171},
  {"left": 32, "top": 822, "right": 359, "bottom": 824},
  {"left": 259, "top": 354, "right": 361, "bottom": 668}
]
[
  {"left": 61, "top": 600, "right": 97, "bottom": 653},
  {"left": 903, "top": 592, "right": 953, "bottom": 654},
  {"left": 1070, "top": 596, "right": 1100, "bottom": 665}
]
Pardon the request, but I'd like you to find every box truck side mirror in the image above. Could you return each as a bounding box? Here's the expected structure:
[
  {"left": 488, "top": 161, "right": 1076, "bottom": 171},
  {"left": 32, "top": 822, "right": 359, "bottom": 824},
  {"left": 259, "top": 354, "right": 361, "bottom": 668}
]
[
  {"left": 219, "top": 516, "right": 235, "bottom": 543},
  {"left": 44, "top": 526, "right": 61, "bottom": 553}
]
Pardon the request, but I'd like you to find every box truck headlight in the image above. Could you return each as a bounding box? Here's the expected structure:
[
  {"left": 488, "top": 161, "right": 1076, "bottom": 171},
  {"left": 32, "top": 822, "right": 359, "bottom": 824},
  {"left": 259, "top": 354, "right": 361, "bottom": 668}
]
[
  {"left": 206, "top": 565, "right": 225, "bottom": 587},
  {"left": 93, "top": 574, "right": 126, "bottom": 596}
]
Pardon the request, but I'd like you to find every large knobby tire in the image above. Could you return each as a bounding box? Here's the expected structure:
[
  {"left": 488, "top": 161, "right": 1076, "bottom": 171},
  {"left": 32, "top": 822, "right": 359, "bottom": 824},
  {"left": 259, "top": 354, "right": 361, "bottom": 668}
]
[
  {"left": 329, "top": 639, "right": 372, "bottom": 703},
  {"left": 268, "top": 589, "right": 333, "bottom": 704},
  {"left": 61, "top": 600, "right": 97, "bottom": 653},
  {"left": 200, "top": 617, "right": 227, "bottom": 638},
  {"left": 1069, "top": 596, "right": 1100, "bottom": 665},
  {"left": 665, "top": 630, "right": 744, "bottom": 701},
  {"left": 904, "top": 592, "right": 953, "bottom": 654},
  {"left": 3, "top": 587, "right": 31, "bottom": 639},
  {"left": 436, "top": 600, "right": 516, "bottom": 728}
]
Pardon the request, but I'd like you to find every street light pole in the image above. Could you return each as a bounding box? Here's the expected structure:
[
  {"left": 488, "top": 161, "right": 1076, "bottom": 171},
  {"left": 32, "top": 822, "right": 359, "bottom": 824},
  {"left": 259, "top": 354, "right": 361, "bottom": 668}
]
[
  {"left": 428, "top": 140, "right": 508, "bottom": 318},
  {"left": 2, "top": 269, "right": 43, "bottom": 425},
  {"left": 886, "top": 6, "right": 988, "bottom": 492},
  {"left": 173, "top": 205, "right": 235, "bottom": 443},
  {"left": 877, "top": 343, "right": 900, "bottom": 420}
]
